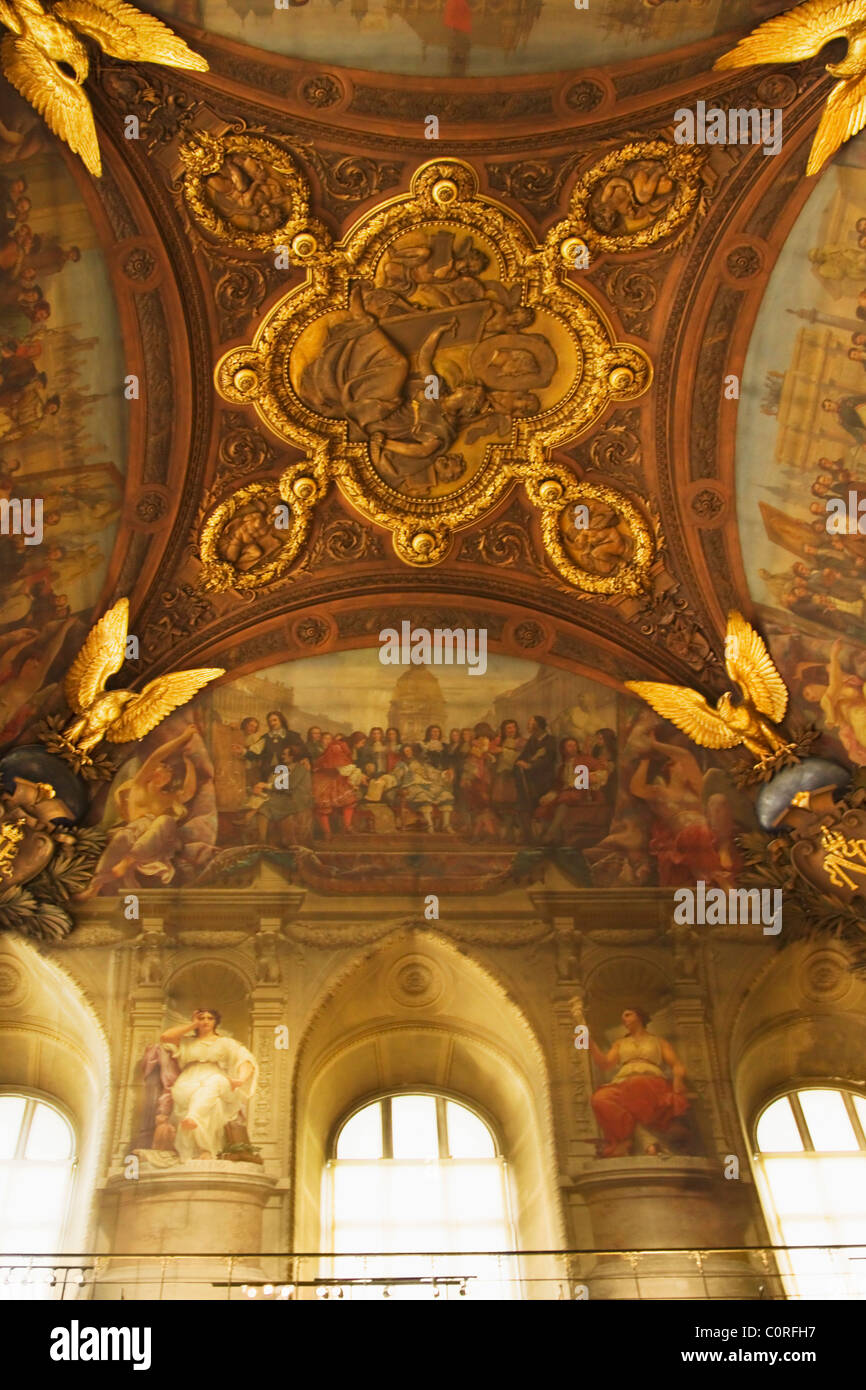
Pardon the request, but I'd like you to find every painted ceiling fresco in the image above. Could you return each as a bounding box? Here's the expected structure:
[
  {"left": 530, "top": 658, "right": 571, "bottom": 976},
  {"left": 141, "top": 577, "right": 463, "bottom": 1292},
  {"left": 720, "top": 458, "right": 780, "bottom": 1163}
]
[
  {"left": 85, "top": 648, "right": 754, "bottom": 897},
  {"left": 0, "top": 0, "right": 864, "bottom": 948},
  {"left": 0, "top": 103, "right": 127, "bottom": 749},
  {"left": 6, "top": 0, "right": 866, "bottom": 1319},
  {"left": 155, "top": 0, "right": 786, "bottom": 77},
  {"left": 737, "top": 131, "right": 866, "bottom": 770}
]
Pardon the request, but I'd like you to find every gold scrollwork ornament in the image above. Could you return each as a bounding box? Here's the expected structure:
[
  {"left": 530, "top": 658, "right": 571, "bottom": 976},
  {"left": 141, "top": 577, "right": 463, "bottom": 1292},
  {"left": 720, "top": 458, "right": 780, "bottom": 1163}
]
[{"left": 206, "top": 159, "right": 653, "bottom": 584}]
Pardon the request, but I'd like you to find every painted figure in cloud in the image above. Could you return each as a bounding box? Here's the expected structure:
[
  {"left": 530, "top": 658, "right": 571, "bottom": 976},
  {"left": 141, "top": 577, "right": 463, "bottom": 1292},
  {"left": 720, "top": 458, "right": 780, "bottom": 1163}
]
[{"left": 92, "top": 723, "right": 217, "bottom": 890}]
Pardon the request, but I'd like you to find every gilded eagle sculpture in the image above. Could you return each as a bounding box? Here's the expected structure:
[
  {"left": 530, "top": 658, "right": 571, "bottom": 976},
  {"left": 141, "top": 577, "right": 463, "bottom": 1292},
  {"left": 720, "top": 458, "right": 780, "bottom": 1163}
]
[
  {"left": 625, "top": 611, "right": 794, "bottom": 768},
  {"left": 58, "top": 597, "right": 223, "bottom": 756},
  {"left": 0, "top": 0, "right": 208, "bottom": 177},
  {"left": 715, "top": 0, "right": 866, "bottom": 175}
]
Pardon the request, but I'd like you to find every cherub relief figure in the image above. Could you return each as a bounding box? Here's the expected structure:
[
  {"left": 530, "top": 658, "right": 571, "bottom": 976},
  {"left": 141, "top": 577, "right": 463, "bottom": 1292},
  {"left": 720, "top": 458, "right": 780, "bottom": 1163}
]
[
  {"left": 561, "top": 499, "right": 635, "bottom": 577},
  {"left": 216, "top": 499, "right": 283, "bottom": 573},
  {"left": 203, "top": 152, "right": 296, "bottom": 234},
  {"left": 588, "top": 159, "right": 676, "bottom": 236},
  {"left": 378, "top": 231, "right": 492, "bottom": 310}
]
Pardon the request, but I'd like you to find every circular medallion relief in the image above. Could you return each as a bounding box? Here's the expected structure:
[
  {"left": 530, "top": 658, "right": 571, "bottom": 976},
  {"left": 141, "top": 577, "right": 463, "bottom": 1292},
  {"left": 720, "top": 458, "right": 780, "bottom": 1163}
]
[
  {"left": 800, "top": 948, "right": 853, "bottom": 1004},
  {"left": 386, "top": 953, "right": 445, "bottom": 1008},
  {"left": 0, "top": 959, "right": 29, "bottom": 1009}
]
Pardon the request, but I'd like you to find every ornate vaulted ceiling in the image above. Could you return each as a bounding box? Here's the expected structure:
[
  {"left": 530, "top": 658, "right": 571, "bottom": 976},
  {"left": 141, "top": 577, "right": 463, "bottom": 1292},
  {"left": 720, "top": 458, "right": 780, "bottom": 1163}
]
[
  {"left": 13, "top": 7, "right": 806, "bottom": 691},
  {"left": 4, "top": 0, "right": 866, "bottom": 930}
]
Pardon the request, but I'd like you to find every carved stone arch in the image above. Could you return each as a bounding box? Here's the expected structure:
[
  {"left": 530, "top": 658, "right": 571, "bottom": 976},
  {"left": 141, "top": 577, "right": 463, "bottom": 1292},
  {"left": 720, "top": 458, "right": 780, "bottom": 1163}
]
[
  {"left": 731, "top": 941, "right": 866, "bottom": 1149},
  {"left": 288, "top": 928, "right": 567, "bottom": 1279},
  {"left": 163, "top": 955, "right": 256, "bottom": 1043},
  {"left": 582, "top": 952, "right": 675, "bottom": 1031},
  {"left": 164, "top": 952, "right": 256, "bottom": 997},
  {"left": 0, "top": 937, "right": 112, "bottom": 1253}
]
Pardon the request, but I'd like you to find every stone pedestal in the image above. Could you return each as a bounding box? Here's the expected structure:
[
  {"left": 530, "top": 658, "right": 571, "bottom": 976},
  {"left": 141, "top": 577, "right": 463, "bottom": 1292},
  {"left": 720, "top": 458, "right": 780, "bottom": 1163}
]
[
  {"left": 571, "top": 1158, "right": 777, "bottom": 1300},
  {"left": 97, "top": 1162, "right": 281, "bottom": 1300}
]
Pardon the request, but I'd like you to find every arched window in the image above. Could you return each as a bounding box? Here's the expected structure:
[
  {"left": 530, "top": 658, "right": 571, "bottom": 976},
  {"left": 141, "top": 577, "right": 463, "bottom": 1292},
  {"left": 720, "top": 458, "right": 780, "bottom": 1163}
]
[
  {"left": 0, "top": 1093, "right": 76, "bottom": 1262},
  {"left": 323, "top": 1092, "right": 517, "bottom": 1299},
  {"left": 754, "top": 1087, "right": 866, "bottom": 1299}
]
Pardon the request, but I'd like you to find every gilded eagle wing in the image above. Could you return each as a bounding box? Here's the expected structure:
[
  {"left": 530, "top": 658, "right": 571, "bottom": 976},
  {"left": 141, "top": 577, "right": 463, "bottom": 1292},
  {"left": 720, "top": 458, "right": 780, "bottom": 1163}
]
[
  {"left": 53, "top": 0, "right": 209, "bottom": 68},
  {"left": 0, "top": 34, "right": 101, "bottom": 176},
  {"left": 806, "top": 71, "right": 866, "bottom": 174},
  {"left": 724, "top": 610, "right": 788, "bottom": 723},
  {"left": 63, "top": 597, "right": 129, "bottom": 714},
  {"left": 104, "top": 668, "right": 224, "bottom": 743},
  {"left": 624, "top": 681, "right": 742, "bottom": 749},
  {"left": 0, "top": 0, "right": 22, "bottom": 34},
  {"left": 713, "top": 0, "right": 861, "bottom": 69}
]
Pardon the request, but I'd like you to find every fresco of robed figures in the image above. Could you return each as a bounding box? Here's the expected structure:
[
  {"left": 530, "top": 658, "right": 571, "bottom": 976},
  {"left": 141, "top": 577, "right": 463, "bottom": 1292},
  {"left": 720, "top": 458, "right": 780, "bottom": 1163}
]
[
  {"left": 0, "top": 93, "right": 127, "bottom": 750},
  {"left": 737, "top": 130, "right": 866, "bottom": 773},
  {"left": 87, "top": 647, "right": 755, "bottom": 896},
  {"left": 156, "top": 0, "right": 784, "bottom": 81}
]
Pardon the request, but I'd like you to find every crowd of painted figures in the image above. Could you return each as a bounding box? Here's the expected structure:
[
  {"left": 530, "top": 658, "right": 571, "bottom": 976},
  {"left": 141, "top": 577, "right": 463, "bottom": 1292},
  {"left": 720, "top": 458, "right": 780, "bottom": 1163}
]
[
  {"left": 233, "top": 711, "right": 617, "bottom": 843},
  {"left": 762, "top": 214, "right": 866, "bottom": 639},
  {"left": 0, "top": 170, "right": 79, "bottom": 444}
]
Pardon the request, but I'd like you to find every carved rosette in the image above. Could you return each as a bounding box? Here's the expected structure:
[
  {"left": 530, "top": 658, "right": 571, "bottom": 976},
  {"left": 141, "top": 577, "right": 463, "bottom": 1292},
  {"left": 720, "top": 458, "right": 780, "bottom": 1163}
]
[{"left": 206, "top": 159, "right": 653, "bottom": 588}]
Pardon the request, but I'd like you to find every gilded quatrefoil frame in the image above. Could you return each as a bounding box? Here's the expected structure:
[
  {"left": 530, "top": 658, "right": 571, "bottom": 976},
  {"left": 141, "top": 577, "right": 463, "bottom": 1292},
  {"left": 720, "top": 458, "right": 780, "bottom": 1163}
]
[{"left": 201, "top": 156, "right": 656, "bottom": 592}]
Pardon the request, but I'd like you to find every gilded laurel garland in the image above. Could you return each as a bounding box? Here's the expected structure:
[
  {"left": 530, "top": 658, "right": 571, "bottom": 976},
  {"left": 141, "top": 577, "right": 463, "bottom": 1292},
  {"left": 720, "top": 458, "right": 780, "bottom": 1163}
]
[
  {"left": 203, "top": 158, "right": 657, "bottom": 590},
  {"left": 178, "top": 130, "right": 332, "bottom": 254},
  {"left": 199, "top": 480, "right": 314, "bottom": 592},
  {"left": 550, "top": 139, "right": 711, "bottom": 258}
]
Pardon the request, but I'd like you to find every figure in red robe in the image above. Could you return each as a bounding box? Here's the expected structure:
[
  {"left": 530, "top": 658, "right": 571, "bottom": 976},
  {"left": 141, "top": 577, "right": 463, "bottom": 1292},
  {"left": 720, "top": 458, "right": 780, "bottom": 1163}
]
[{"left": 585, "top": 1006, "right": 689, "bottom": 1157}]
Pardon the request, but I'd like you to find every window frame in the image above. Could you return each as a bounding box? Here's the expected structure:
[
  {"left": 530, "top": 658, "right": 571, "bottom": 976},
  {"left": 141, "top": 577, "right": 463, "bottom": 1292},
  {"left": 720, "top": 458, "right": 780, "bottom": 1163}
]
[
  {"left": 752, "top": 1082, "right": 866, "bottom": 1157},
  {"left": 751, "top": 1082, "right": 866, "bottom": 1301},
  {"left": 330, "top": 1086, "right": 504, "bottom": 1161},
  {"left": 0, "top": 1088, "right": 79, "bottom": 1257},
  {"left": 322, "top": 1087, "right": 520, "bottom": 1297}
]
